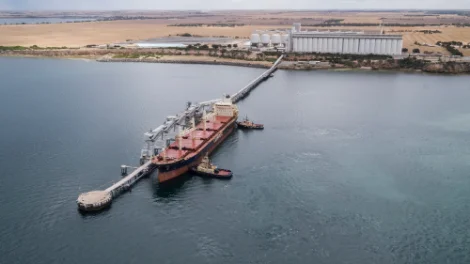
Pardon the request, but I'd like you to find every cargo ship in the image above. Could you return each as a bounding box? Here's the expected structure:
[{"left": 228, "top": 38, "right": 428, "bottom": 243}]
[{"left": 152, "top": 96, "right": 238, "bottom": 182}]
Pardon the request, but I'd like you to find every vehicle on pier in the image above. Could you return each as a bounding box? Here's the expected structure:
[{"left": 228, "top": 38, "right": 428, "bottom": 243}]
[
  {"left": 190, "top": 156, "right": 233, "bottom": 179},
  {"left": 236, "top": 115, "right": 264, "bottom": 129}
]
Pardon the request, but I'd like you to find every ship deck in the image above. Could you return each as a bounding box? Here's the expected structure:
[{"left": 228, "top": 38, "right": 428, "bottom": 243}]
[{"left": 154, "top": 116, "right": 232, "bottom": 163}]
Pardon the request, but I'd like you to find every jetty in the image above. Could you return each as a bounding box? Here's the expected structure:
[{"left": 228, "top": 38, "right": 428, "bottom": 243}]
[{"left": 76, "top": 55, "right": 283, "bottom": 212}]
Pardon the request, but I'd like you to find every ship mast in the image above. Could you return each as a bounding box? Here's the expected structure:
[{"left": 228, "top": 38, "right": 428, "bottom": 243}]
[{"left": 161, "top": 148, "right": 166, "bottom": 161}]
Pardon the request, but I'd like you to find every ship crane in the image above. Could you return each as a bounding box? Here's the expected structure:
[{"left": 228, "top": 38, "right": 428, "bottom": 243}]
[{"left": 139, "top": 99, "right": 221, "bottom": 164}]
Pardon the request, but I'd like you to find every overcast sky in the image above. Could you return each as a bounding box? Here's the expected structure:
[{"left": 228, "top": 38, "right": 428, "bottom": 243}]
[{"left": 1, "top": 0, "right": 469, "bottom": 10}]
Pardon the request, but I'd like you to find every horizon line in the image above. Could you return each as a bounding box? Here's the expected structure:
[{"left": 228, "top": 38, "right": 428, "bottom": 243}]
[{"left": 1, "top": 8, "right": 470, "bottom": 12}]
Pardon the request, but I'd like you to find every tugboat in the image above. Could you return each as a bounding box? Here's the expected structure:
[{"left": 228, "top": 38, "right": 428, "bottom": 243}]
[
  {"left": 236, "top": 115, "right": 264, "bottom": 129},
  {"left": 190, "top": 155, "right": 233, "bottom": 179}
]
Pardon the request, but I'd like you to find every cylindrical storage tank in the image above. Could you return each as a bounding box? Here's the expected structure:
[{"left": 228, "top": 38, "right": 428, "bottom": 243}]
[
  {"left": 370, "top": 39, "right": 376, "bottom": 54},
  {"left": 332, "top": 38, "right": 337, "bottom": 53},
  {"left": 281, "top": 34, "right": 289, "bottom": 44},
  {"left": 338, "top": 38, "right": 344, "bottom": 53},
  {"left": 293, "top": 38, "right": 298, "bottom": 52},
  {"left": 353, "top": 39, "right": 359, "bottom": 54},
  {"left": 343, "top": 38, "right": 349, "bottom": 53},
  {"left": 359, "top": 39, "right": 365, "bottom": 54},
  {"left": 326, "top": 38, "right": 332, "bottom": 53},
  {"left": 375, "top": 39, "right": 381, "bottom": 54},
  {"left": 261, "top": 33, "right": 270, "bottom": 46},
  {"left": 394, "top": 39, "right": 401, "bottom": 54},
  {"left": 386, "top": 39, "right": 392, "bottom": 55},
  {"left": 350, "top": 38, "right": 355, "bottom": 53},
  {"left": 271, "top": 34, "right": 281, "bottom": 46},
  {"left": 365, "top": 39, "right": 371, "bottom": 54},
  {"left": 381, "top": 39, "right": 387, "bottom": 55},
  {"left": 250, "top": 34, "right": 260, "bottom": 47}
]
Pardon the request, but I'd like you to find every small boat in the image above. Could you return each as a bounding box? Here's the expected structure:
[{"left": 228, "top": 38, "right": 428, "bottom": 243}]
[
  {"left": 190, "top": 156, "right": 233, "bottom": 179},
  {"left": 236, "top": 115, "right": 264, "bottom": 129}
]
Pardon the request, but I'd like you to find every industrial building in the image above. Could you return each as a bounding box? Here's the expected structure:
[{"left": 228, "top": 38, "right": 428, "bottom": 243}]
[{"left": 250, "top": 23, "right": 403, "bottom": 56}]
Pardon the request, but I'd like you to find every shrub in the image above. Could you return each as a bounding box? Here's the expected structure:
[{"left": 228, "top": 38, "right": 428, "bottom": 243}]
[
  {"left": 398, "top": 57, "right": 427, "bottom": 68},
  {"left": 444, "top": 45, "right": 463, "bottom": 56}
]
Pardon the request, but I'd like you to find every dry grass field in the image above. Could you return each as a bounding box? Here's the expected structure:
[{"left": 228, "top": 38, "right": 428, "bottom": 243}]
[
  {"left": 0, "top": 22, "right": 284, "bottom": 47},
  {"left": 1, "top": 10, "right": 470, "bottom": 55}
]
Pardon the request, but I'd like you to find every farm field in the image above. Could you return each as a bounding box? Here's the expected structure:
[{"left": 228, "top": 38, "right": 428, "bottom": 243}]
[{"left": 0, "top": 10, "right": 469, "bottom": 55}]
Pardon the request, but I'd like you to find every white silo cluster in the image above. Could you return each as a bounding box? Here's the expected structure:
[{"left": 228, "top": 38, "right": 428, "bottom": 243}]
[
  {"left": 287, "top": 23, "right": 403, "bottom": 55},
  {"left": 250, "top": 31, "right": 290, "bottom": 48},
  {"left": 249, "top": 23, "right": 403, "bottom": 55}
]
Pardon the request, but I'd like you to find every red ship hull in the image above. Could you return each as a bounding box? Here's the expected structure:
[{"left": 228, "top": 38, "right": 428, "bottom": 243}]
[{"left": 153, "top": 115, "right": 237, "bottom": 183}]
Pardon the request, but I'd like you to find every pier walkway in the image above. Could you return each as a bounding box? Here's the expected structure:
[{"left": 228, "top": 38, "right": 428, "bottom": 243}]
[
  {"left": 231, "top": 55, "right": 283, "bottom": 103},
  {"left": 105, "top": 160, "right": 153, "bottom": 197},
  {"left": 77, "top": 55, "right": 283, "bottom": 212}
]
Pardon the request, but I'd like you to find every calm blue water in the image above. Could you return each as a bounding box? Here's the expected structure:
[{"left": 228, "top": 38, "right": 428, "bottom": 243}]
[
  {"left": 0, "top": 18, "right": 95, "bottom": 25},
  {"left": 1, "top": 57, "right": 470, "bottom": 264}
]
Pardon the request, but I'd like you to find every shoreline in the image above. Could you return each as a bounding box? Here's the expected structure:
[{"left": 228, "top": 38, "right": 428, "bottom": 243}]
[
  {"left": 2, "top": 51, "right": 470, "bottom": 74},
  {"left": 0, "top": 51, "right": 273, "bottom": 69},
  {"left": 96, "top": 57, "right": 271, "bottom": 69}
]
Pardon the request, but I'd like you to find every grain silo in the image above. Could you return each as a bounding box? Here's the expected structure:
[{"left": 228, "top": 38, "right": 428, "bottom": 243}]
[
  {"left": 287, "top": 23, "right": 403, "bottom": 55},
  {"left": 250, "top": 33, "right": 260, "bottom": 47},
  {"left": 281, "top": 34, "right": 289, "bottom": 44},
  {"left": 261, "top": 33, "right": 271, "bottom": 46},
  {"left": 271, "top": 34, "right": 281, "bottom": 46}
]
